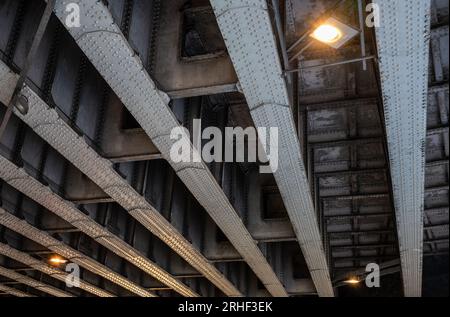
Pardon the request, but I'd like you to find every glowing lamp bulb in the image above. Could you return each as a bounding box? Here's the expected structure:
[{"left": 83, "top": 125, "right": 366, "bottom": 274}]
[
  {"left": 312, "top": 24, "right": 342, "bottom": 43},
  {"left": 49, "top": 256, "right": 67, "bottom": 265}
]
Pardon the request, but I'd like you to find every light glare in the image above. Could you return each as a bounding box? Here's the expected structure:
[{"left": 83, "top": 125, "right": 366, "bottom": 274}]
[
  {"left": 312, "top": 24, "right": 342, "bottom": 43},
  {"left": 344, "top": 277, "right": 360, "bottom": 284},
  {"left": 49, "top": 256, "right": 67, "bottom": 265}
]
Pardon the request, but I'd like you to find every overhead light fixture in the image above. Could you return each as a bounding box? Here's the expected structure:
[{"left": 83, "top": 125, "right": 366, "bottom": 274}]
[
  {"left": 310, "top": 17, "right": 359, "bottom": 49},
  {"left": 344, "top": 277, "right": 361, "bottom": 285},
  {"left": 312, "top": 24, "right": 342, "bottom": 43},
  {"left": 49, "top": 256, "right": 67, "bottom": 265}
]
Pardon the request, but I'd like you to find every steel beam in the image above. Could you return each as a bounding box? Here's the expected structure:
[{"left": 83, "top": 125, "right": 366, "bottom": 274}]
[
  {"left": 0, "top": 265, "right": 72, "bottom": 297},
  {"left": 0, "top": 59, "right": 205, "bottom": 297},
  {"left": 321, "top": 193, "right": 389, "bottom": 201},
  {"left": 333, "top": 255, "right": 397, "bottom": 262},
  {"left": 210, "top": 0, "right": 333, "bottom": 296},
  {"left": 310, "top": 137, "right": 383, "bottom": 149},
  {"left": 328, "top": 229, "right": 394, "bottom": 236},
  {"left": 0, "top": 62, "right": 17, "bottom": 105},
  {"left": 374, "top": 0, "right": 431, "bottom": 296},
  {"left": 0, "top": 242, "right": 113, "bottom": 297},
  {"left": 325, "top": 212, "right": 392, "bottom": 220},
  {"left": 331, "top": 243, "right": 395, "bottom": 250},
  {"left": 52, "top": 0, "right": 284, "bottom": 296},
  {"left": 0, "top": 283, "right": 34, "bottom": 297},
  {"left": 0, "top": 57, "right": 231, "bottom": 296},
  {"left": 0, "top": 154, "right": 195, "bottom": 297},
  {"left": 0, "top": 207, "right": 155, "bottom": 297}
]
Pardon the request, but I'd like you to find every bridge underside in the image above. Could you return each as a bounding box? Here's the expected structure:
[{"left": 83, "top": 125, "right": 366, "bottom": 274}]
[{"left": 0, "top": 0, "right": 447, "bottom": 298}]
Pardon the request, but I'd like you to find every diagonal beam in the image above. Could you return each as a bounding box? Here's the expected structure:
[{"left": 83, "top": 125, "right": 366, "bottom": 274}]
[
  {"left": 0, "top": 56, "right": 233, "bottom": 297},
  {"left": 0, "top": 152, "right": 194, "bottom": 297},
  {"left": 50, "top": 0, "right": 285, "bottom": 296},
  {"left": 0, "top": 283, "right": 34, "bottom": 297},
  {"left": 0, "top": 207, "right": 154, "bottom": 297},
  {"left": 209, "top": 0, "right": 333, "bottom": 296},
  {"left": 0, "top": 265, "right": 73, "bottom": 297},
  {"left": 0, "top": 242, "right": 113, "bottom": 297},
  {"left": 373, "top": 0, "right": 431, "bottom": 297}
]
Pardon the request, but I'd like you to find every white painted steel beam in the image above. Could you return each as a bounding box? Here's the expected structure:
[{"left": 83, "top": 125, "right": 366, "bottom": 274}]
[
  {"left": 209, "top": 0, "right": 334, "bottom": 296},
  {"left": 0, "top": 59, "right": 200, "bottom": 297},
  {"left": 373, "top": 0, "right": 431, "bottom": 297},
  {"left": 0, "top": 58, "right": 234, "bottom": 297},
  {"left": 0, "top": 208, "right": 154, "bottom": 297},
  {"left": 0, "top": 151, "right": 195, "bottom": 297},
  {"left": 0, "top": 242, "right": 113, "bottom": 297},
  {"left": 0, "top": 283, "right": 34, "bottom": 297},
  {"left": 0, "top": 62, "right": 17, "bottom": 104},
  {"left": 0, "top": 265, "right": 73, "bottom": 297},
  {"left": 51, "top": 0, "right": 285, "bottom": 296}
]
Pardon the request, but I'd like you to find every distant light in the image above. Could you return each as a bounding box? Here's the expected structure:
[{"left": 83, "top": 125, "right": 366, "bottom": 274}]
[
  {"left": 49, "top": 256, "right": 67, "bottom": 265},
  {"left": 311, "top": 24, "right": 342, "bottom": 43},
  {"left": 309, "top": 17, "right": 359, "bottom": 49},
  {"left": 344, "top": 277, "right": 361, "bottom": 285}
]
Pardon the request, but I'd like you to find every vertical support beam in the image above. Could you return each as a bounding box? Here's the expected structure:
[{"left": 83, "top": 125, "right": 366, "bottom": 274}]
[
  {"left": 210, "top": 0, "right": 334, "bottom": 296},
  {"left": 373, "top": 0, "right": 431, "bottom": 297},
  {"left": 357, "top": 0, "right": 367, "bottom": 70}
]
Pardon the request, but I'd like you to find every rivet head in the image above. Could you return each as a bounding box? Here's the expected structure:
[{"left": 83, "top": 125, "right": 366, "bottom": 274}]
[{"left": 15, "top": 94, "right": 29, "bottom": 115}]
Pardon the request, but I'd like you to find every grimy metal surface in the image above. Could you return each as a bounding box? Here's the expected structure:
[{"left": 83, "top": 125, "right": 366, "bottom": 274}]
[
  {"left": 0, "top": 47, "right": 229, "bottom": 296},
  {"left": 0, "top": 208, "right": 155, "bottom": 297},
  {"left": 0, "top": 283, "right": 34, "bottom": 297},
  {"left": 52, "top": 0, "right": 286, "bottom": 297},
  {"left": 373, "top": 0, "right": 431, "bottom": 297},
  {"left": 0, "top": 54, "right": 220, "bottom": 298},
  {"left": 0, "top": 241, "right": 113, "bottom": 297},
  {"left": 210, "top": 0, "right": 334, "bottom": 297},
  {"left": 0, "top": 265, "right": 73, "bottom": 297},
  {"left": 0, "top": 69, "right": 197, "bottom": 296},
  {"left": 0, "top": 62, "right": 16, "bottom": 106},
  {"left": 0, "top": 145, "right": 194, "bottom": 297}
]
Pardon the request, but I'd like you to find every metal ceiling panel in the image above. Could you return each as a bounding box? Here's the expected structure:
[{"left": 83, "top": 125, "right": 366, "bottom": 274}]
[
  {"left": 373, "top": 0, "right": 431, "bottom": 297},
  {"left": 209, "top": 0, "right": 333, "bottom": 296},
  {"left": 51, "top": 0, "right": 286, "bottom": 296}
]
